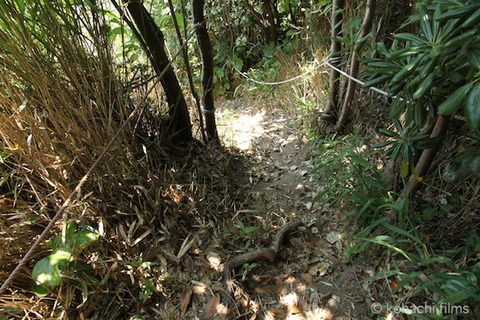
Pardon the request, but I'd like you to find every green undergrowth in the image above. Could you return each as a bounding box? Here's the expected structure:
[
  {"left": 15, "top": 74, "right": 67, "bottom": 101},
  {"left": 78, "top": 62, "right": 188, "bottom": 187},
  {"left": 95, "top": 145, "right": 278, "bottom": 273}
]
[{"left": 310, "top": 131, "right": 480, "bottom": 319}]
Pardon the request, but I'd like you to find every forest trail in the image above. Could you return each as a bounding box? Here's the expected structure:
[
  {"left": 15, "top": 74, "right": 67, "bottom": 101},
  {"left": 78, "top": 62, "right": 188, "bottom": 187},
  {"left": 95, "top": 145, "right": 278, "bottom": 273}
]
[{"left": 212, "top": 94, "right": 372, "bottom": 319}]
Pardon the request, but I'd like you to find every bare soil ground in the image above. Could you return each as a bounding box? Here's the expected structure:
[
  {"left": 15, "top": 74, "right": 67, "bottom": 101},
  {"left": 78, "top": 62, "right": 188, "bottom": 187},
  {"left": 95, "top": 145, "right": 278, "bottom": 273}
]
[{"left": 206, "top": 93, "right": 373, "bottom": 319}]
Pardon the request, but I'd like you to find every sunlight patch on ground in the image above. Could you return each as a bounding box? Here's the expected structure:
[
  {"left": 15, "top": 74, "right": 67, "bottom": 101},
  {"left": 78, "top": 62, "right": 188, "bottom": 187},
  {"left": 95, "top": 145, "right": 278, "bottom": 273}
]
[{"left": 217, "top": 108, "right": 266, "bottom": 150}]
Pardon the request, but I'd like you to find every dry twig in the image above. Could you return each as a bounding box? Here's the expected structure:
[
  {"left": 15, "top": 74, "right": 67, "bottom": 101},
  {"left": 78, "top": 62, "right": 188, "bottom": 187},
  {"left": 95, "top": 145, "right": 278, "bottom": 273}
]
[{"left": 221, "top": 220, "right": 303, "bottom": 305}]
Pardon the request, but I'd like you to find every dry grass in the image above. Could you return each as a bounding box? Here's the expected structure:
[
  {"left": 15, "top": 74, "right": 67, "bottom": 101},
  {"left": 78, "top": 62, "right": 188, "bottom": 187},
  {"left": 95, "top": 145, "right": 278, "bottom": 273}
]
[
  {"left": 0, "top": 1, "right": 250, "bottom": 318},
  {"left": 0, "top": 0, "right": 139, "bottom": 315}
]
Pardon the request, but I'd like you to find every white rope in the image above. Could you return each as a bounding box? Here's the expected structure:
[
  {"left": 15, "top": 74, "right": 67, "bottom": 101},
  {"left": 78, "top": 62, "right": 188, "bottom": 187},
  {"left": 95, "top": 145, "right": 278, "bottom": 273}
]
[
  {"left": 234, "top": 56, "right": 392, "bottom": 97},
  {"left": 234, "top": 58, "right": 329, "bottom": 86},
  {"left": 323, "top": 60, "right": 391, "bottom": 97}
]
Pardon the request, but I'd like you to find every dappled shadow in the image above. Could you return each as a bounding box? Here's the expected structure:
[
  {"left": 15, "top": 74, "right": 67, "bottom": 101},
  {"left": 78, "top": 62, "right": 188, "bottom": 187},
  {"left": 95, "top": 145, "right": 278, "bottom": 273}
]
[
  {"left": 207, "top": 93, "right": 371, "bottom": 319},
  {"left": 1, "top": 93, "right": 372, "bottom": 319}
]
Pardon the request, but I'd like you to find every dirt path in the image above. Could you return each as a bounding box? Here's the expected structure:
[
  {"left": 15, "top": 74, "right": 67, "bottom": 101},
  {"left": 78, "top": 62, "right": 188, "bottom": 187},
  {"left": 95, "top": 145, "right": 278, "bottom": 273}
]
[{"left": 213, "top": 94, "right": 372, "bottom": 319}]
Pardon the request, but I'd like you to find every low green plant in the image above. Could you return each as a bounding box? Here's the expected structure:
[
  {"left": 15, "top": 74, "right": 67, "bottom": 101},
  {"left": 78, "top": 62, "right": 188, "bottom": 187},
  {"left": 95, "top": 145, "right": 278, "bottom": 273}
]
[
  {"left": 138, "top": 278, "right": 157, "bottom": 303},
  {"left": 346, "top": 197, "right": 480, "bottom": 318},
  {"left": 362, "top": 235, "right": 480, "bottom": 318},
  {"left": 312, "top": 131, "right": 386, "bottom": 222},
  {"left": 236, "top": 219, "right": 259, "bottom": 250},
  {"left": 241, "top": 262, "right": 258, "bottom": 281},
  {"left": 310, "top": 129, "right": 479, "bottom": 318},
  {"left": 32, "top": 222, "right": 99, "bottom": 297},
  {"left": 213, "top": 53, "right": 243, "bottom": 98}
]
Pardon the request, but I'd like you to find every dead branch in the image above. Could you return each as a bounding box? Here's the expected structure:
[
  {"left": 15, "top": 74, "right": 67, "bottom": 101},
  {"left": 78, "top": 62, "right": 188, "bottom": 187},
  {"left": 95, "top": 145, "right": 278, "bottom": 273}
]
[{"left": 221, "top": 220, "right": 303, "bottom": 305}]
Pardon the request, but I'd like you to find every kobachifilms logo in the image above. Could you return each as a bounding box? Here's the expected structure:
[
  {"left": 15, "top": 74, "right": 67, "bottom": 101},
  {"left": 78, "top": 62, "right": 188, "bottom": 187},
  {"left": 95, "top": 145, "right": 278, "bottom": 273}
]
[{"left": 370, "top": 302, "right": 470, "bottom": 315}]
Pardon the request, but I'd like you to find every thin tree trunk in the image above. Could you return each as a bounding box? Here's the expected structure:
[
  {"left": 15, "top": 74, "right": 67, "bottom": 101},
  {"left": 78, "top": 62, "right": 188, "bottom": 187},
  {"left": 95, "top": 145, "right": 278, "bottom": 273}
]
[
  {"left": 401, "top": 116, "right": 449, "bottom": 199},
  {"left": 263, "top": 0, "right": 279, "bottom": 44},
  {"left": 243, "top": 0, "right": 268, "bottom": 42},
  {"left": 335, "top": 0, "right": 376, "bottom": 132},
  {"left": 193, "top": 0, "right": 218, "bottom": 142},
  {"left": 323, "top": 0, "right": 344, "bottom": 122},
  {"left": 381, "top": 116, "right": 449, "bottom": 223},
  {"left": 125, "top": 0, "right": 192, "bottom": 143},
  {"left": 168, "top": 0, "right": 207, "bottom": 143}
]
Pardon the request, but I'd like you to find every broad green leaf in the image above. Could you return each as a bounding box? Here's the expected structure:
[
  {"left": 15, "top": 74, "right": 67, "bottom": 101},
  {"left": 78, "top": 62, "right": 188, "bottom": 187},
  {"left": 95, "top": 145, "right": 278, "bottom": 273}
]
[
  {"left": 432, "top": 4, "right": 441, "bottom": 40},
  {"left": 381, "top": 221, "right": 421, "bottom": 243},
  {"left": 32, "top": 251, "right": 70, "bottom": 288},
  {"left": 438, "top": 83, "right": 471, "bottom": 116},
  {"left": 437, "top": 18, "right": 463, "bottom": 43},
  {"left": 236, "top": 220, "right": 245, "bottom": 229},
  {"left": 393, "top": 118, "right": 404, "bottom": 132},
  {"left": 473, "top": 262, "right": 480, "bottom": 279},
  {"left": 465, "top": 84, "right": 480, "bottom": 131},
  {"left": 468, "top": 46, "right": 480, "bottom": 69},
  {"left": 366, "top": 61, "right": 396, "bottom": 69},
  {"left": 70, "top": 230, "right": 99, "bottom": 255},
  {"left": 436, "top": 4, "right": 480, "bottom": 21},
  {"left": 391, "top": 53, "right": 427, "bottom": 86},
  {"left": 461, "top": 7, "right": 480, "bottom": 28},
  {"left": 461, "top": 271, "right": 477, "bottom": 285},
  {"left": 444, "top": 29, "right": 477, "bottom": 48},
  {"left": 364, "top": 75, "right": 393, "bottom": 87},
  {"left": 215, "top": 68, "right": 225, "bottom": 78},
  {"left": 440, "top": 277, "right": 477, "bottom": 304},
  {"left": 32, "top": 281, "right": 49, "bottom": 297},
  {"left": 386, "top": 143, "right": 401, "bottom": 160},
  {"left": 402, "top": 146, "right": 413, "bottom": 165},
  {"left": 422, "top": 207, "right": 435, "bottom": 221},
  {"left": 394, "top": 33, "right": 427, "bottom": 45},
  {"left": 82, "top": 281, "right": 88, "bottom": 303},
  {"left": 108, "top": 27, "right": 123, "bottom": 43},
  {"left": 406, "top": 75, "right": 422, "bottom": 95},
  {"left": 242, "top": 226, "right": 259, "bottom": 234},
  {"left": 140, "top": 261, "right": 157, "bottom": 268},
  {"left": 389, "top": 95, "right": 406, "bottom": 119},
  {"left": 32, "top": 258, "right": 61, "bottom": 288},
  {"left": 378, "top": 128, "right": 399, "bottom": 138},
  {"left": 419, "top": 5, "right": 433, "bottom": 42},
  {"left": 390, "top": 83, "right": 405, "bottom": 96},
  {"left": 420, "top": 58, "right": 437, "bottom": 78},
  {"left": 413, "top": 102, "right": 427, "bottom": 125},
  {"left": 174, "top": 12, "right": 184, "bottom": 29},
  {"left": 50, "top": 250, "right": 73, "bottom": 269},
  {"left": 413, "top": 73, "right": 433, "bottom": 100},
  {"left": 389, "top": 46, "right": 423, "bottom": 59}
]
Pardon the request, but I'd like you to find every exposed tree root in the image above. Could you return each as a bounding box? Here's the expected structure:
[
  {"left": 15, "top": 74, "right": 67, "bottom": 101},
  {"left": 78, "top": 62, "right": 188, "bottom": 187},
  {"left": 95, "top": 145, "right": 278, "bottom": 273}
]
[{"left": 221, "top": 220, "right": 303, "bottom": 305}]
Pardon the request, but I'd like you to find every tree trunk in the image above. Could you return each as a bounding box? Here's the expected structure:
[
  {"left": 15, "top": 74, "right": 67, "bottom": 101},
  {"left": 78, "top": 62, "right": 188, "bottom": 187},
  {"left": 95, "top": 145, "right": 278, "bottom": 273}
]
[
  {"left": 263, "top": 0, "right": 279, "bottom": 44},
  {"left": 125, "top": 0, "right": 192, "bottom": 143},
  {"left": 193, "top": 0, "right": 218, "bottom": 142},
  {"left": 401, "top": 116, "right": 449, "bottom": 199},
  {"left": 322, "top": 0, "right": 344, "bottom": 122},
  {"left": 382, "top": 116, "right": 449, "bottom": 222},
  {"left": 244, "top": 0, "right": 267, "bottom": 36},
  {"left": 335, "top": 0, "right": 376, "bottom": 132},
  {"left": 168, "top": 0, "right": 207, "bottom": 143},
  {"left": 244, "top": 0, "right": 278, "bottom": 45}
]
